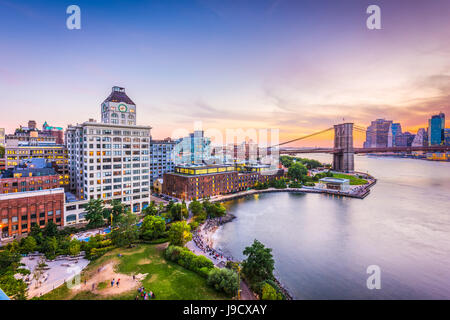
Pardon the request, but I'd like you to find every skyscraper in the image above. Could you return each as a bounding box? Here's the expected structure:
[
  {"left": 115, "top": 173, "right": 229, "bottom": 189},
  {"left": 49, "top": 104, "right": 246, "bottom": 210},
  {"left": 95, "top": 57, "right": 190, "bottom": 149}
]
[
  {"left": 412, "top": 128, "right": 428, "bottom": 147},
  {"left": 174, "top": 130, "right": 211, "bottom": 165},
  {"left": 363, "top": 119, "right": 393, "bottom": 148},
  {"left": 390, "top": 123, "right": 402, "bottom": 147},
  {"left": 428, "top": 113, "right": 445, "bottom": 146}
]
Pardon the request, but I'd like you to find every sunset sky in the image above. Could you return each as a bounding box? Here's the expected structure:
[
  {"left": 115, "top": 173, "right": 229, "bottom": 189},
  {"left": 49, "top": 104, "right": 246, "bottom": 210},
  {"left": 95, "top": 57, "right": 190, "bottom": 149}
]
[{"left": 1, "top": 0, "right": 450, "bottom": 147}]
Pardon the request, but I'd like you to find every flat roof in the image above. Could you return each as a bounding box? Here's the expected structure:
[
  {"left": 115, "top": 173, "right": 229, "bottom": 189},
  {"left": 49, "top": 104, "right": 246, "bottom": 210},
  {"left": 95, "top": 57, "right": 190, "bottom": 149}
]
[
  {"left": 319, "top": 177, "right": 350, "bottom": 184},
  {"left": 0, "top": 188, "right": 64, "bottom": 200}
]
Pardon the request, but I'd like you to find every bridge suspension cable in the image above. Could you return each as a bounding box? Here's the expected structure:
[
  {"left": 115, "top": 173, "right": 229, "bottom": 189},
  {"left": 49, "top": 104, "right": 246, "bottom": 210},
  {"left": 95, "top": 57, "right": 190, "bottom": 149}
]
[{"left": 270, "top": 127, "right": 334, "bottom": 148}]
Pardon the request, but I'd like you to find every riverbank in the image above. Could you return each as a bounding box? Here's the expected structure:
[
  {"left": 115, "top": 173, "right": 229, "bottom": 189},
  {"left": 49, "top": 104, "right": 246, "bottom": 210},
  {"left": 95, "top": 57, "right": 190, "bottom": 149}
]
[
  {"left": 209, "top": 180, "right": 376, "bottom": 204},
  {"left": 187, "top": 214, "right": 294, "bottom": 300}
]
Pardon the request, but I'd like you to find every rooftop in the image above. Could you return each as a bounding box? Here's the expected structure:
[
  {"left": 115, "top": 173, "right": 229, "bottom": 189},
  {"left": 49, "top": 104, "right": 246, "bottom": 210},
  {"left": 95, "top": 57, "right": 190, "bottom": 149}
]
[
  {"left": 103, "top": 86, "right": 135, "bottom": 105},
  {"left": 319, "top": 177, "right": 350, "bottom": 184}
]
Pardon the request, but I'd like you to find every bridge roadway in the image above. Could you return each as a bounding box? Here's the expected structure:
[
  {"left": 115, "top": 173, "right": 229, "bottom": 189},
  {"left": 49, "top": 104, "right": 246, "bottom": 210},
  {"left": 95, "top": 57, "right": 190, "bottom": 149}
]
[{"left": 279, "top": 145, "right": 450, "bottom": 155}]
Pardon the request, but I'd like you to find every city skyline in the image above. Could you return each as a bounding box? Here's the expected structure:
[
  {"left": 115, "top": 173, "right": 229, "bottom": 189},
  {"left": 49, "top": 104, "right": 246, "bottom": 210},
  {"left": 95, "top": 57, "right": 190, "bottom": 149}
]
[{"left": 1, "top": 0, "right": 450, "bottom": 146}]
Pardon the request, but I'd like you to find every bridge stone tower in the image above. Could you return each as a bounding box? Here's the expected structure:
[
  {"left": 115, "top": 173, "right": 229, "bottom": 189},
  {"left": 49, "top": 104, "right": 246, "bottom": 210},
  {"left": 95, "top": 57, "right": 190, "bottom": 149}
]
[{"left": 333, "top": 123, "right": 354, "bottom": 172}]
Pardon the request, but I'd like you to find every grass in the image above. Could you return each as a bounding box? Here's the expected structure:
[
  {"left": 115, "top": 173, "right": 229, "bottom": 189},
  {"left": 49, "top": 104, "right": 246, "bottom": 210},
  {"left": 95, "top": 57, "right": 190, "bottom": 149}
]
[
  {"left": 331, "top": 173, "right": 368, "bottom": 185},
  {"left": 40, "top": 243, "right": 227, "bottom": 300}
]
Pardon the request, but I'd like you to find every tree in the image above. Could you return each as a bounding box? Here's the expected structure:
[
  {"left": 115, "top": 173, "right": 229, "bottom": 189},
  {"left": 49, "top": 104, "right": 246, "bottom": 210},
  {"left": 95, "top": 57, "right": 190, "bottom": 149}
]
[
  {"left": 189, "top": 199, "right": 203, "bottom": 216},
  {"left": 261, "top": 282, "right": 283, "bottom": 300},
  {"left": 43, "top": 237, "right": 59, "bottom": 258},
  {"left": 68, "top": 239, "right": 81, "bottom": 256},
  {"left": 168, "top": 221, "right": 192, "bottom": 247},
  {"left": 242, "top": 239, "right": 275, "bottom": 284},
  {"left": 0, "top": 145, "right": 4, "bottom": 158},
  {"left": 140, "top": 215, "right": 166, "bottom": 240},
  {"left": 158, "top": 202, "right": 165, "bottom": 214},
  {"left": 42, "top": 221, "right": 59, "bottom": 238},
  {"left": 29, "top": 224, "right": 44, "bottom": 245},
  {"left": 181, "top": 200, "right": 189, "bottom": 219},
  {"left": 85, "top": 199, "right": 106, "bottom": 229},
  {"left": 103, "top": 199, "right": 126, "bottom": 226},
  {"left": 33, "top": 257, "right": 47, "bottom": 289},
  {"left": 111, "top": 210, "right": 138, "bottom": 248},
  {"left": 287, "top": 162, "right": 308, "bottom": 181},
  {"left": 142, "top": 201, "right": 158, "bottom": 216},
  {"left": 169, "top": 203, "right": 184, "bottom": 221},
  {"left": 0, "top": 249, "right": 29, "bottom": 299},
  {"left": 20, "top": 236, "right": 37, "bottom": 254},
  {"left": 207, "top": 268, "right": 240, "bottom": 297}
]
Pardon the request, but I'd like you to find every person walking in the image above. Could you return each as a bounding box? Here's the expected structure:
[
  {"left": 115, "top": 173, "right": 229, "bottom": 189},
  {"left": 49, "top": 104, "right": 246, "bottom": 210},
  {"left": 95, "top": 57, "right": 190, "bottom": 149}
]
[
  {"left": 111, "top": 278, "right": 115, "bottom": 287},
  {"left": 117, "top": 279, "right": 120, "bottom": 287}
]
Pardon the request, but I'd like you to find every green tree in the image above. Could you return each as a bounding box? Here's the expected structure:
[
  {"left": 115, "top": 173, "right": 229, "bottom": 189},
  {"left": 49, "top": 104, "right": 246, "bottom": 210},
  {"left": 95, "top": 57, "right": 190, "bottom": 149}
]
[
  {"left": 242, "top": 239, "right": 275, "bottom": 284},
  {"left": 29, "top": 224, "right": 44, "bottom": 245},
  {"left": 169, "top": 203, "right": 183, "bottom": 221},
  {"left": 44, "top": 237, "right": 59, "bottom": 258},
  {"left": 142, "top": 201, "right": 158, "bottom": 216},
  {"left": 168, "top": 221, "right": 192, "bottom": 247},
  {"left": 158, "top": 202, "right": 165, "bottom": 213},
  {"left": 103, "top": 199, "right": 126, "bottom": 226},
  {"left": 207, "top": 268, "right": 240, "bottom": 297},
  {"left": 0, "top": 145, "right": 5, "bottom": 158},
  {"left": 287, "top": 162, "right": 308, "bottom": 181},
  {"left": 181, "top": 200, "right": 189, "bottom": 219},
  {"left": 111, "top": 210, "right": 138, "bottom": 248},
  {"left": 140, "top": 215, "right": 166, "bottom": 240},
  {"left": 189, "top": 198, "right": 203, "bottom": 216},
  {"left": 20, "top": 236, "right": 37, "bottom": 254},
  {"left": 68, "top": 239, "right": 81, "bottom": 256},
  {"left": 42, "top": 221, "right": 59, "bottom": 238},
  {"left": 261, "top": 282, "right": 283, "bottom": 300},
  {"left": 0, "top": 250, "right": 29, "bottom": 300},
  {"left": 85, "top": 199, "right": 106, "bottom": 229}
]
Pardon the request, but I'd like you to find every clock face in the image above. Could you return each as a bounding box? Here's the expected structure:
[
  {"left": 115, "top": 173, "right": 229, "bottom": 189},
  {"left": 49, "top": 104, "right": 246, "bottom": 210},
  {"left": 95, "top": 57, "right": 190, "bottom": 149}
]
[{"left": 118, "top": 104, "right": 128, "bottom": 113}]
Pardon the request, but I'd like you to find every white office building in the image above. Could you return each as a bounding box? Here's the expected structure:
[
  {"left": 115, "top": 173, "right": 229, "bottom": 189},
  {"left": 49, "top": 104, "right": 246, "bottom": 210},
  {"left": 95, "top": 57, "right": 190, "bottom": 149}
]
[{"left": 65, "top": 87, "right": 151, "bottom": 213}]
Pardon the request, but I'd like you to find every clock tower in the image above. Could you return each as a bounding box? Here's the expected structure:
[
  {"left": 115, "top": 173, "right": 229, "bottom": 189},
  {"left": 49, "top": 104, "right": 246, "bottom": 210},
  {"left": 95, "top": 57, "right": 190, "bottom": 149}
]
[{"left": 101, "top": 86, "right": 137, "bottom": 125}]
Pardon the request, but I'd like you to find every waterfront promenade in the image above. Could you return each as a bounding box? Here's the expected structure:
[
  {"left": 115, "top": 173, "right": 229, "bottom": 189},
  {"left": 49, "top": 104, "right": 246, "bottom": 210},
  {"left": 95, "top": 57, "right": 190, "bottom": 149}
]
[{"left": 209, "top": 177, "right": 376, "bottom": 203}]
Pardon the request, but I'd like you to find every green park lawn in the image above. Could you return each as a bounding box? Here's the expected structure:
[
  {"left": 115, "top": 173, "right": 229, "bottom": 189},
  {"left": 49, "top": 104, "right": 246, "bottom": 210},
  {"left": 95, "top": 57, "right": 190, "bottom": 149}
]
[
  {"left": 41, "top": 243, "right": 227, "bottom": 300},
  {"left": 332, "top": 173, "right": 368, "bottom": 185}
]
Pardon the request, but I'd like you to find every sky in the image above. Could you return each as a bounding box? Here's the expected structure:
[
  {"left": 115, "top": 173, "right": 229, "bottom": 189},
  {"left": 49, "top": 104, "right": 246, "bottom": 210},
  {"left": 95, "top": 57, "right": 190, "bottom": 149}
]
[{"left": 1, "top": 0, "right": 450, "bottom": 147}]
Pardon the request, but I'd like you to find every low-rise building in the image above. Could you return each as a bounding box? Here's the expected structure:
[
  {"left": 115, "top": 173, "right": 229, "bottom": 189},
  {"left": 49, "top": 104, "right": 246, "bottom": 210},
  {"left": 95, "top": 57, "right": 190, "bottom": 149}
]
[
  {"left": 162, "top": 164, "right": 283, "bottom": 200},
  {"left": 0, "top": 188, "right": 64, "bottom": 239},
  {"left": 318, "top": 177, "right": 350, "bottom": 192},
  {"left": 153, "top": 178, "right": 163, "bottom": 194}
]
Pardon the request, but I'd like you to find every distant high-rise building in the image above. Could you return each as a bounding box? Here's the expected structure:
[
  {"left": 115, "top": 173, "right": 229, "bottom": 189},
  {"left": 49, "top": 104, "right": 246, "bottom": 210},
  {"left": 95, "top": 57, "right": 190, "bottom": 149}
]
[
  {"left": 42, "top": 121, "right": 64, "bottom": 144},
  {"left": 428, "top": 113, "right": 445, "bottom": 145},
  {"left": 363, "top": 119, "right": 393, "bottom": 148},
  {"left": 394, "top": 132, "right": 415, "bottom": 147},
  {"left": 150, "top": 137, "right": 178, "bottom": 186},
  {"left": 444, "top": 128, "right": 450, "bottom": 146},
  {"left": 390, "top": 123, "right": 402, "bottom": 147},
  {"left": 101, "top": 86, "right": 137, "bottom": 126},
  {"left": 412, "top": 128, "right": 428, "bottom": 147},
  {"left": 174, "top": 130, "right": 211, "bottom": 165}
]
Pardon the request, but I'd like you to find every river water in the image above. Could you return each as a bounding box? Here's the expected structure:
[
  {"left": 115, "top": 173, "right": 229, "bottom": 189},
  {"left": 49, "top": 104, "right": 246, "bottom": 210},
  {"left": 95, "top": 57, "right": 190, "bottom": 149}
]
[{"left": 213, "top": 154, "right": 450, "bottom": 299}]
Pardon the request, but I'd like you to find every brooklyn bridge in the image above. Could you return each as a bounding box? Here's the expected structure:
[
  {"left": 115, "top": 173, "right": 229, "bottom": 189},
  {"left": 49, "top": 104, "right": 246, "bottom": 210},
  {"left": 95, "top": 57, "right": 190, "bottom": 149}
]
[{"left": 272, "top": 123, "right": 450, "bottom": 173}]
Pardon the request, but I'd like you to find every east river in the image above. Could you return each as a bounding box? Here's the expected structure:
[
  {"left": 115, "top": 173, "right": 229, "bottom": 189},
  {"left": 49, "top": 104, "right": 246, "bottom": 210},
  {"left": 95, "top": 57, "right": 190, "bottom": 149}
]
[{"left": 213, "top": 154, "right": 450, "bottom": 299}]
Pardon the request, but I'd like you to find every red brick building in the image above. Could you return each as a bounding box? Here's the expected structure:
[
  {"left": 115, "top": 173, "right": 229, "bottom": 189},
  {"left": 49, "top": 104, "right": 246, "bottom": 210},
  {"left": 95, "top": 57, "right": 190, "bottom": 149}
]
[
  {"left": 0, "top": 174, "right": 67, "bottom": 194},
  {"left": 0, "top": 188, "right": 64, "bottom": 239},
  {"left": 163, "top": 164, "right": 283, "bottom": 200}
]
